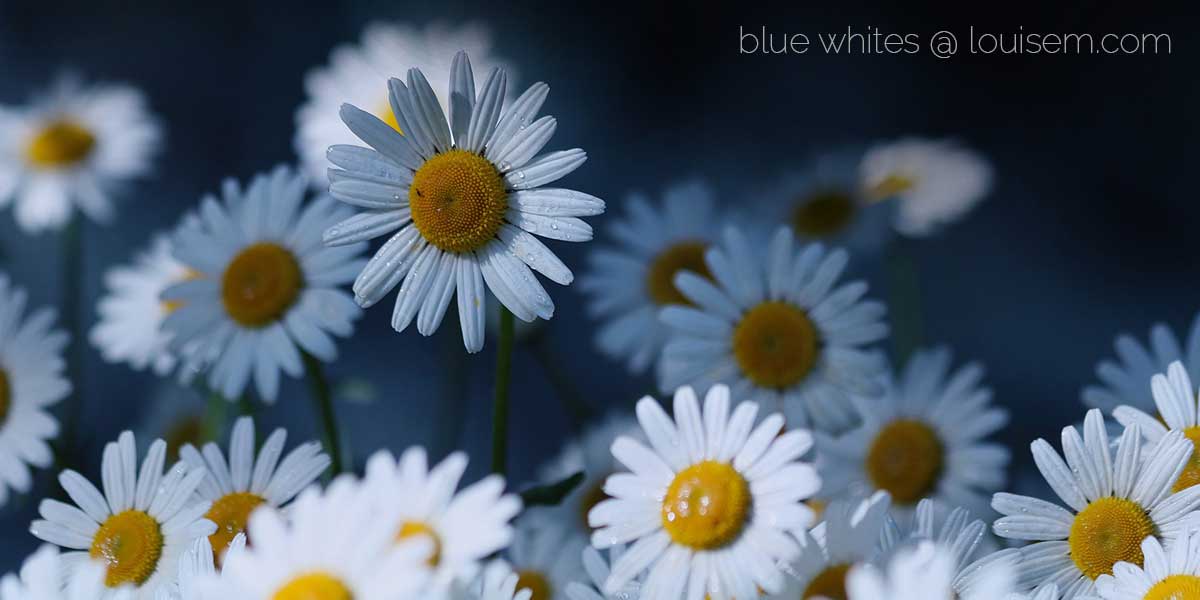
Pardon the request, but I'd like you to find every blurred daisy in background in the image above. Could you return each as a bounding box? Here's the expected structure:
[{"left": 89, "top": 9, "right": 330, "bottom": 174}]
[
  {"left": 205, "top": 477, "right": 432, "bottom": 599},
  {"left": 30, "top": 431, "right": 215, "bottom": 600},
  {"left": 759, "top": 151, "right": 892, "bottom": 256},
  {"left": 476, "top": 561, "right": 535, "bottom": 600},
  {"left": 179, "top": 416, "right": 330, "bottom": 560},
  {"left": 859, "top": 137, "right": 992, "bottom": 237},
  {"left": 846, "top": 540, "right": 1017, "bottom": 600},
  {"left": 1015, "top": 586, "right": 1064, "bottom": 600},
  {"left": 777, "top": 492, "right": 892, "bottom": 600},
  {"left": 588, "top": 385, "right": 820, "bottom": 600},
  {"left": 136, "top": 382, "right": 206, "bottom": 461},
  {"left": 0, "top": 274, "right": 69, "bottom": 507},
  {"left": 1092, "top": 530, "right": 1200, "bottom": 599},
  {"left": 1083, "top": 313, "right": 1200, "bottom": 416},
  {"left": 991, "top": 409, "right": 1200, "bottom": 598},
  {"left": 295, "top": 22, "right": 510, "bottom": 188},
  {"left": 90, "top": 234, "right": 194, "bottom": 377},
  {"left": 363, "top": 447, "right": 523, "bottom": 596},
  {"left": 658, "top": 226, "right": 888, "bottom": 433},
  {"left": 817, "top": 348, "right": 1009, "bottom": 519},
  {"left": 1114, "top": 361, "right": 1200, "bottom": 492},
  {"left": 504, "top": 522, "right": 585, "bottom": 600},
  {"left": 580, "top": 181, "right": 722, "bottom": 373},
  {"left": 0, "top": 545, "right": 117, "bottom": 600},
  {"left": 0, "top": 74, "right": 161, "bottom": 233},
  {"left": 156, "top": 534, "right": 245, "bottom": 600},
  {"left": 566, "top": 546, "right": 639, "bottom": 600},
  {"left": 323, "top": 50, "right": 603, "bottom": 352},
  {"left": 162, "top": 165, "right": 367, "bottom": 402}
]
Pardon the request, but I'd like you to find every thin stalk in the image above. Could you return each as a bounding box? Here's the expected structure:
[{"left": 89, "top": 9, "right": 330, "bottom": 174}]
[
  {"left": 887, "top": 239, "right": 925, "bottom": 364},
  {"left": 302, "top": 352, "right": 345, "bottom": 475},
  {"left": 491, "top": 307, "right": 515, "bottom": 475},
  {"left": 56, "top": 217, "right": 83, "bottom": 472}
]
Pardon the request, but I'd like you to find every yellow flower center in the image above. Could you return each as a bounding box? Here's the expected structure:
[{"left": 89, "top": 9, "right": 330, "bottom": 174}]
[
  {"left": 377, "top": 100, "right": 402, "bottom": 133},
  {"left": 791, "top": 191, "right": 856, "bottom": 238},
  {"left": 660, "top": 460, "right": 751, "bottom": 550},
  {"left": 1068, "top": 497, "right": 1156, "bottom": 579},
  {"left": 205, "top": 492, "right": 265, "bottom": 559},
  {"left": 869, "top": 173, "right": 916, "bottom": 200},
  {"left": 1145, "top": 574, "right": 1200, "bottom": 600},
  {"left": 409, "top": 150, "right": 508, "bottom": 253},
  {"left": 802, "top": 564, "right": 850, "bottom": 600},
  {"left": 645, "top": 241, "right": 712, "bottom": 306},
  {"left": 578, "top": 478, "right": 611, "bottom": 531},
  {"left": 864, "top": 419, "right": 945, "bottom": 505},
  {"left": 0, "top": 368, "right": 11, "bottom": 426},
  {"left": 26, "top": 119, "right": 96, "bottom": 169},
  {"left": 1173, "top": 426, "right": 1200, "bottom": 493},
  {"left": 516, "top": 570, "right": 553, "bottom": 600},
  {"left": 221, "top": 243, "right": 304, "bottom": 328},
  {"left": 89, "top": 510, "right": 164, "bottom": 588},
  {"left": 272, "top": 573, "right": 353, "bottom": 600},
  {"left": 396, "top": 520, "right": 443, "bottom": 566},
  {"left": 732, "top": 302, "right": 819, "bottom": 389}
]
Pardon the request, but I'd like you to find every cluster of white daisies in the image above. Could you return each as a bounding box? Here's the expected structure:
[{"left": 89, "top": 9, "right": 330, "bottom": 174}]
[{"left": 1, "top": 19, "right": 1197, "bottom": 600}]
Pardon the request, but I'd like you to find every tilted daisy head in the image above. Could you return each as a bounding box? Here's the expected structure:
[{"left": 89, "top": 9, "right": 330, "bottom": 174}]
[
  {"left": 1093, "top": 529, "right": 1200, "bottom": 599},
  {"left": 505, "top": 520, "right": 585, "bottom": 600},
  {"left": 179, "top": 416, "right": 329, "bottom": 561},
  {"left": 0, "top": 273, "right": 69, "bottom": 507},
  {"left": 162, "top": 165, "right": 368, "bottom": 402},
  {"left": 362, "top": 446, "right": 522, "bottom": 595},
  {"left": 779, "top": 492, "right": 892, "bottom": 600},
  {"left": 580, "top": 180, "right": 723, "bottom": 373},
  {"left": 0, "top": 545, "right": 119, "bottom": 600},
  {"left": 323, "top": 50, "right": 604, "bottom": 353},
  {"left": 0, "top": 73, "right": 161, "bottom": 233},
  {"left": 859, "top": 137, "right": 992, "bottom": 237},
  {"left": 588, "top": 384, "right": 821, "bottom": 600},
  {"left": 30, "top": 431, "right": 216, "bottom": 600},
  {"left": 1082, "top": 315, "right": 1200, "bottom": 416},
  {"left": 1114, "top": 361, "right": 1200, "bottom": 492},
  {"left": 846, "top": 539, "right": 1019, "bottom": 600},
  {"left": 992, "top": 409, "right": 1200, "bottom": 598},
  {"left": 657, "top": 226, "right": 888, "bottom": 433},
  {"left": 566, "top": 545, "right": 639, "bottom": 600},
  {"left": 296, "top": 22, "right": 510, "bottom": 189},
  {"left": 205, "top": 475, "right": 432, "bottom": 600},
  {"left": 818, "top": 347, "right": 1009, "bottom": 517}
]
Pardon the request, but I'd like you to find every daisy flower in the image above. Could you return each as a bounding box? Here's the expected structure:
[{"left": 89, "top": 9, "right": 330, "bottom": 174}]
[
  {"left": 528, "top": 413, "right": 640, "bottom": 540},
  {"left": 1083, "top": 314, "right": 1200, "bottom": 416},
  {"left": 505, "top": 520, "right": 586, "bottom": 600},
  {"left": 30, "top": 431, "right": 216, "bottom": 600},
  {"left": 847, "top": 540, "right": 1018, "bottom": 600},
  {"left": 778, "top": 492, "right": 892, "bottom": 600},
  {"left": 588, "top": 385, "right": 821, "bottom": 600},
  {"left": 202, "top": 476, "right": 432, "bottom": 599},
  {"left": 859, "top": 137, "right": 991, "bottom": 237},
  {"left": 179, "top": 416, "right": 330, "bottom": 558},
  {"left": 0, "top": 74, "right": 161, "bottom": 233},
  {"left": 579, "top": 180, "right": 722, "bottom": 373},
  {"left": 0, "top": 545, "right": 120, "bottom": 600},
  {"left": 566, "top": 546, "right": 640, "bottom": 600},
  {"left": 817, "top": 347, "right": 1009, "bottom": 518},
  {"left": 295, "top": 22, "right": 510, "bottom": 188},
  {"left": 362, "top": 447, "right": 523, "bottom": 595},
  {"left": 991, "top": 409, "right": 1200, "bottom": 598},
  {"left": 0, "top": 274, "right": 69, "bottom": 506},
  {"left": 90, "top": 234, "right": 194, "bottom": 377},
  {"left": 138, "top": 382, "right": 205, "bottom": 461},
  {"left": 162, "top": 165, "right": 367, "bottom": 402},
  {"left": 1114, "top": 361, "right": 1200, "bottom": 493},
  {"left": 322, "top": 50, "right": 604, "bottom": 352},
  {"left": 156, "top": 534, "right": 246, "bottom": 600},
  {"left": 1093, "top": 530, "right": 1200, "bottom": 599},
  {"left": 759, "top": 151, "right": 892, "bottom": 255},
  {"left": 475, "top": 561, "right": 535, "bottom": 600},
  {"left": 657, "top": 226, "right": 888, "bottom": 433}
]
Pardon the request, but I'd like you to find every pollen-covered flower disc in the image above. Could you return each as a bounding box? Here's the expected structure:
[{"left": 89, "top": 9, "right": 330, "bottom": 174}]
[
  {"left": 323, "top": 50, "right": 603, "bottom": 353},
  {"left": 0, "top": 274, "right": 69, "bottom": 508},
  {"left": 1092, "top": 530, "right": 1200, "bottom": 600},
  {"left": 991, "top": 409, "right": 1200, "bottom": 598},
  {"left": 295, "top": 22, "right": 511, "bottom": 189},
  {"left": 1114, "top": 362, "right": 1200, "bottom": 493},
  {"left": 1083, "top": 313, "right": 1200, "bottom": 416},
  {"left": 0, "top": 74, "right": 161, "bottom": 233},
  {"left": 179, "top": 417, "right": 329, "bottom": 560},
  {"left": 588, "top": 385, "right": 820, "bottom": 600},
  {"left": 161, "top": 165, "right": 368, "bottom": 402},
  {"left": 29, "top": 431, "right": 216, "bottom": 600},
  {"left": 817, "top": 348, "right": 1009, "bottom": 519},
  {"left": 777, "top": 493, "right": 892, "bottom": 600},
  {"left": 579, "top": 181, "right": 722, "bottom": 373},
  {"left": 204, "top": 477, "right": 432, "bottom": 600},
  {"left": 0, "top": 545, "right": 120, "bottom": 600},
  {"left": 657, "top": 226, "right": 888, "bottom": 433}
]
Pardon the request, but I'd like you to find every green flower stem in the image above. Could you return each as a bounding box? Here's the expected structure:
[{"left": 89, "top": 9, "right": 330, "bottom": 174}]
[
  {"left": 202, "top": 389, "right": 228, "bottom": 443},
  {"left": 302, "top": 351, "right": 345, "bottom": 475},
  {"left": 491, "top": 307, "right": 515, "bottom": 475},
  {"left": 56, "top": 216, "right": 84, "bottom": 472},
  {"left": 887, "top": 238, "right": 925, "bottom": 364}
]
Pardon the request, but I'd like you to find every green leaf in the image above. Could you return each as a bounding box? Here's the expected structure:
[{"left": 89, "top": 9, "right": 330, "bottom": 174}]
[{"left": 520, "top": 471, "right": 585, "bottom": 507}]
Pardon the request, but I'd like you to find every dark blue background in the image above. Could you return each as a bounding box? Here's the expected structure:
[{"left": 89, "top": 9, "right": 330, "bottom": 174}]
[{"left": 0, "top": 0, "right": 1194, "bottom": 564}]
